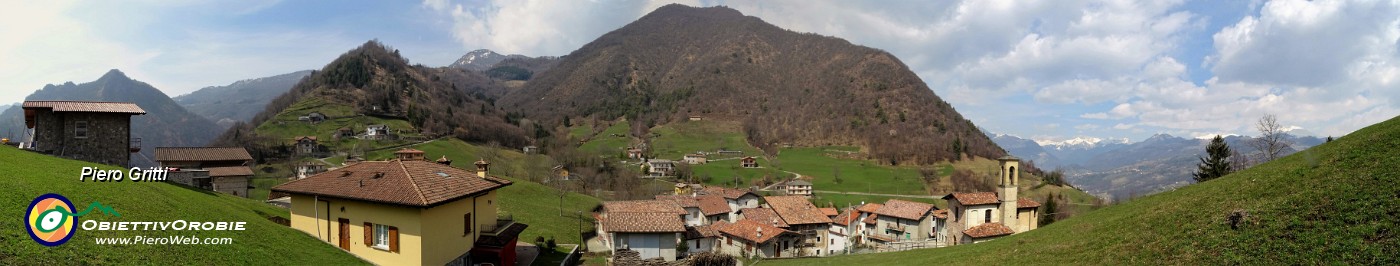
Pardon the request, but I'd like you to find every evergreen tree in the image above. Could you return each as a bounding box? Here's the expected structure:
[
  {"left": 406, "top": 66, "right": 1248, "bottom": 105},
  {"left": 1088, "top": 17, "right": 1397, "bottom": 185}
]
[
  {"left": 1192, "top": 135, "right": 1233, "bottom": 182},
  {"left": 1040, "top": 193, "right": 1058, "bottom": 226}
]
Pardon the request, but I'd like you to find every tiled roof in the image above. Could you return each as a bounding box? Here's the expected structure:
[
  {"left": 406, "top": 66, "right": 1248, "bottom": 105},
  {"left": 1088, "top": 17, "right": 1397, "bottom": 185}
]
[
  {"left": 946, "top": 192, "right": 1001, "bottom": 206},
  {"left": 604, "top": 212, "right": 686, "bottom": 233},
  {"left": 23, "top": 101, "right": 146, "bottom": 114},
  {"left": 964, "top": 222, "right": 1015, "bottom": 238},
  {"left": 832, "top": 209, "right": 859, "bottom": 226},
  {"left": 740, "top": 208, "right": 789, "bottom": 228},
  {"left": 818, "top": 207, "right": 839, "bottom": 217},
  {"left": 718, "top": 219, "right": 793, "bottom": 244},
  {"left": 875, "top": 199, "right": 936, "bottom": 221},
  {"left": 701, "top": 186, "right": 757, "bottom": 200},
  {"left": 205, "top": 166, "right": 253, "bottom": 177},
  {"left": 857, "top": 203, "right": 884, "bottom": 213},
  {"left": 862, "top": 214, "right": 878, "bottom": 224},
  {"left": 155, "top": 147, "right": 253, "bottom": 162},
  {"left": 603, "top": 200, "right": 687, "bottom": 214},
  {"left": 685, "top": 222, "right": 724, "bottom": 240},
  {"left": 932, "top": 209, "right": 949, "bottom": 219},
  {"left": 655, "top": 195, "right": 700, "bottom": 208},
  {"left": 1018, "top": 198, "right": 1042, "bottom": 209},
  {"left": 696, "top": 195, "right": 730, "bottom": 216},
  {"left": 294, "top": 136, "right": 317, "bottom": 141},
  {"left": 272, "top": 160, "right": 512, "bottom": 207},
  {"left": 764, "top": 196, "right": 832, "bottom": 225}
]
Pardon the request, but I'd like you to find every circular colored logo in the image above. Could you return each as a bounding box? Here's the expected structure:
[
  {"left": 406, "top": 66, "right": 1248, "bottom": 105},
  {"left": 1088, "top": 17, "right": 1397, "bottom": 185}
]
[{"left": 26, "top": 193, "right": 76, "bottom": 246}]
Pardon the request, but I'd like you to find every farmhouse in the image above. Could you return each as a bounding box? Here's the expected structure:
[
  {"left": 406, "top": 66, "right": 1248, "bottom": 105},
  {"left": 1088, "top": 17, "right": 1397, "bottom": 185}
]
[
  {"left": 683, "top": 153, "right": 707, "bottom": 164},
  {"left": 764, "top": 196, "right": 834, "bottom": 256},
  {"left": 870, "top": 199, "right": 943, "bottom": 242},
  {"left": 595, "top": 200, "right": 688, "bottom": 261},
  {"left": 393, "top": 148, "right": 426, "bottom": 161},
  {"left": 714, "top": 219, "right": 801, "bottom": 258},
  {"left": 155, "top": 147, "right": 254, "bottom": 197},
  {"left": 21, "top": 101, "right": 146, "bottom": 167},
  {"left": 294, "top": 136, "right": 322, "bottom": 156},
  {"left": 334, "top": 127, "right": 355, "bottom": 140},
  {"left": 740, "top": 156, "right": 758, "bottom": 168},
  {"left": 700, "top": 186, "right": 762, "bottom": 221},
  {"left": 784, "top": 179, "right": 813, "bottom": 197},
  {"left": 272, "top": 159, "right": 523, "bottom": 266},
  {"left": 942, "top": 156, "right": 1040, "bottom": 244},
  {"left": 365, "top": 124, "right": 392, "bottom": 140},
  {"left": 644, "top": 159, "right": 675, "bottom": 177}
]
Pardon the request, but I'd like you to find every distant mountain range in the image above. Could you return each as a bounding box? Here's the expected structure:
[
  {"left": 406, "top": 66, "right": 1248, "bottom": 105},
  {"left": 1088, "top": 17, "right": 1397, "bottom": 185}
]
[
  {"left": 173, "top": 70, "right": 313, "bottom": 128},
  {"left": 0, "top": 69, "right": 222, "bottom": 167},
  {"left": 449, "top": 49, "right": 527, "bottom": 71},
  {"left": 991, "top": 132, "right": 1324, "bottom": 199}
]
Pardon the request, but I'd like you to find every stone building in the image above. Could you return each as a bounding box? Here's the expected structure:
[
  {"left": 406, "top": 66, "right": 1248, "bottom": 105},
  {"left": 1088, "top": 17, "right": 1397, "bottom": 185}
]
[
  {"left": 155, "top": 147, "right": 255, "bottom": 197},
  {"left": 22, "top": 101, "right": 146, "bottom": 167}
]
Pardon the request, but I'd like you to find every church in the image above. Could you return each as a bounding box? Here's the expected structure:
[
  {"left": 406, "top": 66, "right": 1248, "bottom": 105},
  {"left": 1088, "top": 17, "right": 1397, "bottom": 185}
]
[{"left": 942, "top": 156, "right": 1042, "bottom": 244}]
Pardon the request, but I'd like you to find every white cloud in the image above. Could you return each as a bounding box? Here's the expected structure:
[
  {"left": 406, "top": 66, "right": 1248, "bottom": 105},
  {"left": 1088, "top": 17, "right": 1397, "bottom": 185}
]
[
  {"left": 0, "top": 1, "right": 159, "bottom": 104},
  {"left": 426, "top": 0, "right": 701, "bottom": 56}
]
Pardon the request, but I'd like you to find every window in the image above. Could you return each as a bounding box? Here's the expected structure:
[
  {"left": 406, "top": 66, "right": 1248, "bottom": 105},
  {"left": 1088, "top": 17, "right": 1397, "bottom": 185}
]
[
  {"left": 984, "top": 210, "right": 992, "bottom": 224},
  {"left": 464, "top": 213, "right": 473, "bottom": 236},
  {"left": 74, "top": 121, "right": 89, "bottom": 139},
  {"left": 374, "top": 224, "right": 390, "bottom": 249}
]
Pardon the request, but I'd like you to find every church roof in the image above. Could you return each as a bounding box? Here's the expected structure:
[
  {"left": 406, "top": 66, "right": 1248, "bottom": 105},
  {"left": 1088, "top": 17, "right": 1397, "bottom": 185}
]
[
  {"left": 964, "top": 222, "right": 1015, "bottom": 238},
  {"left": 945, "top": 192, "right": 1000, "bottom": 206}
]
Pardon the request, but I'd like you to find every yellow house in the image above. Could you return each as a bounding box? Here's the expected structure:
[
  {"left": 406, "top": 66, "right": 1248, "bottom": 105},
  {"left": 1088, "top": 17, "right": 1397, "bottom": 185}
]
[{"left": 273, "top": 159, "right": 524, "bottom": 266}]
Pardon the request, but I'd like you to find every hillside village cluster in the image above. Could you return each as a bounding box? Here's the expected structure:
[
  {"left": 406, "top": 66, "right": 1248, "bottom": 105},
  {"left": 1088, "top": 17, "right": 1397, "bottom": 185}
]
[{"left": 13, "top": 100, "right": 1042, "bottom": 265}]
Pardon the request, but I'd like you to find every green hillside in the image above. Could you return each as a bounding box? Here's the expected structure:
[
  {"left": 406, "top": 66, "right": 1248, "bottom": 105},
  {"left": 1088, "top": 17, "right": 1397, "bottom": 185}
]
[
  {"left": 577, "top": 119, "right": 633, "bottom": 157},
  {"left": 0, "top": 146, "right": 367, "bottom": 265},
  {"left": 769, "top": 117, "right": 1400, "bottom": 265},
  {"left": 253, "top": 97, "right": 421, "bottom": 152}
]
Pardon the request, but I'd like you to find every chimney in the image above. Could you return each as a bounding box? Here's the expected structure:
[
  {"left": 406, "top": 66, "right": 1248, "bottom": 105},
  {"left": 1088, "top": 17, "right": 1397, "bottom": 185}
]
[
  {"left": 436, "top": 155, "right": 452, "bottom": 166},
  {"left": 474, "top": 159, "right": 490, "bottom": 177},
  {"left": 756, "top": 227, "right": 762, "bottom": 238}
]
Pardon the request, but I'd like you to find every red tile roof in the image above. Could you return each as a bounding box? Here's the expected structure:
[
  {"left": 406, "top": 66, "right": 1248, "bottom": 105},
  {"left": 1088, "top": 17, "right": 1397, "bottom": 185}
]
[
  {"left": 832, "top": 209, "right": 859, "bottom": 226},
  {"left": 932, "top": 209, "right": 949, "bottom": 219},
  {"left": 205, "top": 166, "right": 253, "bottom": 177},
  {"left": 604, "top": 212, "right": 686, "bottom": 233},
  {"left": 685, "top": 222, "right": 725, "bottom": 240},
  {"left": 655, "top": 195, "right": 700, "bottom": 208},
  {"left": 740, "top": 208, "right": 789, "bottom": 228},
  {"left": 857, "top": 203, "right": 884, "bottom": 213},
  {"left": 155, "top": 147, "right": 253, "bottom": 162},
  {"left": 603, "top": 200, "right": 687, "bottom": 214},
  {"left": 875, "top": 199, "right": 936, "bottom": 221},
  {"left": 394, "top": 148, "right": 424, "bottom": 154},
  {"left": 764, "top": 196, "right": 832, "bottom": 225},
  {"left": 23, "top": 101, "right": 146, "bottom": 114},
  {"left": 819, "top": 207, "right": 839, "bottom": 217},
  {"left": 696, "top": 195, "right": 730, "bottom": 216},
  {"left": 701, "top": 186, "right": 757, "bottom": 200},
  {"left": 718, "top": 219, "right": 793, "bottom": 244},
  {"left": 963, "top": 222, "right": 1015, "bottom": 238},
  {"left": 272, "top": 160, "right": 512, "bottom": 207},
  {"left": 946, "top": 192, "right": 1001, "bottom": 206},
  {"left": 1018, "top": 198, "right": 1042, "bottom": 209}
]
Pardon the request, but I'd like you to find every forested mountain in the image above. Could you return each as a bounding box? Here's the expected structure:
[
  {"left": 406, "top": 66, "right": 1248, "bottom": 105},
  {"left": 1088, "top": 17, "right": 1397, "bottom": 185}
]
[
  {"left": 499, "top": 4, "right": 1002, "bottom": 164},
  {"left": 173, "top": 70, "right": 313, "bottom": 128},
  {"left": 0, "top": 69, "right": 221, "bottom": 166},
  {"left": 212, "top": 41, "right": 532, "bottom": 149}
]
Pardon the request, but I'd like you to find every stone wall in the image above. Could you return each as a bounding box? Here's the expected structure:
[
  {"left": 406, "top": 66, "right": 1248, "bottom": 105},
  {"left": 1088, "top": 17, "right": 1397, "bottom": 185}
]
[
  {"left": 213, "top": 176, "right": 250, "bottom": 198},
  {"left": 32, "top": 110, "right": 132, "bottom": 167}
]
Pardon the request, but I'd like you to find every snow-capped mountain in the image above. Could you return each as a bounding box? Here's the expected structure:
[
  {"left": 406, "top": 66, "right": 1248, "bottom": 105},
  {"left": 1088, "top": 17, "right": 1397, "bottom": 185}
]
[
  {"left": 449, "top": 49, "right": 527, "bottom": 71},
  {"left": 1036, "top": 136, "right": 1131, "bottom": 150}
]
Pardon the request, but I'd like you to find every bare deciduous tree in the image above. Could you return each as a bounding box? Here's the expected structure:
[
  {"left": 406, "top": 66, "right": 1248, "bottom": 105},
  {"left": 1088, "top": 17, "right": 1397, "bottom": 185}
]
[{"left": 1251, "top": 114, "right": 1292, "bottom": 162}]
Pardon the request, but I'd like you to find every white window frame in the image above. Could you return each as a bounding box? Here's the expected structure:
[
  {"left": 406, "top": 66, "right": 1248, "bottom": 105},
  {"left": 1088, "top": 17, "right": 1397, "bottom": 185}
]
[
  {"left": 74, "top": 121, "right": 89, "bottom": 139},
  {"left": 373, "top": 224, "right": 390, "bottom": 250}
]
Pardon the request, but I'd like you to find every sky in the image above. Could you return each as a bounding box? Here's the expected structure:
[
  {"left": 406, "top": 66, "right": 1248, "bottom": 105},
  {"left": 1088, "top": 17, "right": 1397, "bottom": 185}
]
[{"left": 2, "top": 0, "right": 1397, "bottom": 143}]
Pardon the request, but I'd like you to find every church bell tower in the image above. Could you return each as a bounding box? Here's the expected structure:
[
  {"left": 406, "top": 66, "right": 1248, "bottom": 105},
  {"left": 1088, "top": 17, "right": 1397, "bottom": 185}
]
[{"left": 998, "top": 156, "right": 1020, "bottom": 226}]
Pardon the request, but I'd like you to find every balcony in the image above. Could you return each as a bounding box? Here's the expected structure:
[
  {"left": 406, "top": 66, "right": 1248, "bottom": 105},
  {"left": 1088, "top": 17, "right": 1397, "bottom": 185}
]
[{"left": 480, "top": 214, "right": 516, "bottom": 236}]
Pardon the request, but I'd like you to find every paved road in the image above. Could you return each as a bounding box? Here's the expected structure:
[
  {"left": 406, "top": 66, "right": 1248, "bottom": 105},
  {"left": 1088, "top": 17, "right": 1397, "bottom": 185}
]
[{"left": 813, "top": 190, "right": 946, "bottom": 199}]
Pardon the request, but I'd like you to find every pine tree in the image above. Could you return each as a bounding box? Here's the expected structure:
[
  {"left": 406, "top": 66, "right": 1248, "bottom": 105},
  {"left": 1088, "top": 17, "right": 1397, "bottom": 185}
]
[
  {"left": 1192, "top": 135, "right": 1233, "bottom": 182},
  {"left": 1040, "top": 192, "right": 1058, "bottom": 226}
]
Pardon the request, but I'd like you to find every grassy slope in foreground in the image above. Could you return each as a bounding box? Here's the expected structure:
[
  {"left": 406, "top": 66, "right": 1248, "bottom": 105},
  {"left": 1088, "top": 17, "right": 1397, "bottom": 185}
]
[
  {"left": 0, "top": 146, "right": 367, "bottom": 265},
  {"left": 770, "top": 117, "right": 1400, "bottom": 265}
]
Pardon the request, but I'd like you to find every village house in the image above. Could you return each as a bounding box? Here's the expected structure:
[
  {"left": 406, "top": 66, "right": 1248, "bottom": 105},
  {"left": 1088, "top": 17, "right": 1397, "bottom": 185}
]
[
  {"left": 595, "top": 200, "right": 688, "bottom": 261},
  {"left": 764, "top": 196, "right": 834, "bottom": 256},
  {"left": 828, "top": 209, "right": 859, "bottom": 253},
  {"left": 626, "top": 147, "right": 644, "bottom": 159},
  {"left": 700, "top": 186, "right": 762, "bottom": 222},
  {"left": 943, "top": 156, "right": 1041, "bottom": 244},
  {"left": 155, "top": 147, "right": 255, "bottom": 197},
  {"left": 365, "top": 124, "right": 391, "bottom": 140},
  {"left": 740, "top": 156, "right": 758, "bottom": 168},
  {"left": 295, "top": 161, "right": 328, "bottom": 180},
  {"left": 683, "top": 222, "right": 722, "bottom": 255},
  {"left": 393, "top": 148, "right": 426, "bottom": 161},
  {"left": 739, "top": 207, "right": 789, "bottom": 229},
  {"left": 714, "top": 219, "right": 801, "bottom": 258},
  {"left": 22, "top": 101, "right": 146, "bottom": 167},
  {"left": 644, "top": 159, "right": 675, "bottom": 177},
  {"left": 682, "top": 153, "right": 707, "bottom": 164},
  {"left": 870, "top": 199, "right": 943, "bottom": 243},
  {"left": 785, "top": 179, "right": 813, "bottom": 197},
  {"left": 293, "top": 136, "right": 323, "bottom": 156},
  {"left": 272, "top": 159, "right": 524, "bottom": 266},
  {"left": 656, "top": 195, "right": 730, "bottom": 226},
  {"left": 854, "top": 202, "right": 884, "bottom": 243},
  {"left": 298, "top": 112, "right": 326, "bottom": 123}
]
